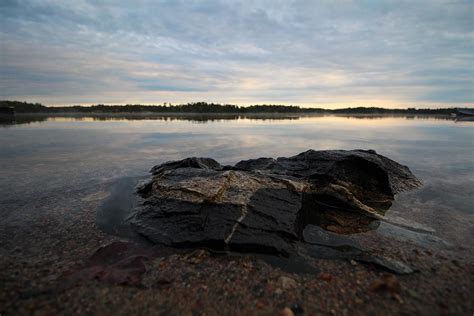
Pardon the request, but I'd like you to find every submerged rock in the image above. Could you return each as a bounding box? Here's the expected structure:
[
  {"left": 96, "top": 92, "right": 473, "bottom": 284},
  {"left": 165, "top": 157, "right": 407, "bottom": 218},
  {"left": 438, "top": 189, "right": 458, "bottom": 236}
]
[
  {"left": 129, "top": 150, "right": 422, "bottom": 272},
  {"left": 61, "top": 242, "right": 158, "bottom": 287}
]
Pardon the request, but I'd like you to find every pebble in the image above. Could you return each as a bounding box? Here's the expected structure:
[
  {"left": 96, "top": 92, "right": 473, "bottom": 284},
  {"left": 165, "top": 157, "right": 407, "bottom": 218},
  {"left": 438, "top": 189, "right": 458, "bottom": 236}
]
[
  {"left": 280, "top": 307, "right": 294, "bottom": 316},
  {"left": 279, "top": 276, "right": 298, "bottom": 289},
  {"left": 369, "top": 273, "right": 400, "bottom": 294},
  {"left": 290, "top": 303, "right": 304, "bottom": 315},
  {"left": 320, "top": 273, "right": 333, "bottom": 281}
]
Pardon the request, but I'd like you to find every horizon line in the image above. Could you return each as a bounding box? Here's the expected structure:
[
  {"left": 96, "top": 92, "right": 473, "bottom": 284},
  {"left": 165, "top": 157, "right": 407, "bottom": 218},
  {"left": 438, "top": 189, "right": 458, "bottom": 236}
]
[{"left": 2, "top": 100, "right": 473, "bottom": 110}]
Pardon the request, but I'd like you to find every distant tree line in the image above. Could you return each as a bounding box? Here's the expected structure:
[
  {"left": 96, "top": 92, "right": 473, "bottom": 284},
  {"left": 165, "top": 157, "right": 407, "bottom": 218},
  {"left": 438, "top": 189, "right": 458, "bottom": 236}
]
[{"left": 0, "top": 100, "right": 462, "bottom": 115}]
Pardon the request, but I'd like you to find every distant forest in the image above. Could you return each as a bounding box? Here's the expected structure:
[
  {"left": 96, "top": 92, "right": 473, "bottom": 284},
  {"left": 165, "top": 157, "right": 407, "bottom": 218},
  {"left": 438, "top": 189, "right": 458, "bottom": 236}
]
[{"left": 0, "top": 100, "right": 462, "bottom": 115}]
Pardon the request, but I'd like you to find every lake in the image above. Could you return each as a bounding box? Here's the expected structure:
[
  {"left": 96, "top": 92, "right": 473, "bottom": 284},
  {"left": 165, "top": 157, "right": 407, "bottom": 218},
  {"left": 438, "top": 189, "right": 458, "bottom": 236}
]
[{"left": 0, "top": 114, "right": 473, "bottom": 250}]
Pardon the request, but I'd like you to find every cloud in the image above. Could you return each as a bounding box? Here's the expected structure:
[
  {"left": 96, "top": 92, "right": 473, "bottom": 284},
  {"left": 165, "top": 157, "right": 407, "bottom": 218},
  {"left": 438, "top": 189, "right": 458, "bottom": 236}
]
[{"left": 0, "top": 0, "right": 472, "bottom": 107}]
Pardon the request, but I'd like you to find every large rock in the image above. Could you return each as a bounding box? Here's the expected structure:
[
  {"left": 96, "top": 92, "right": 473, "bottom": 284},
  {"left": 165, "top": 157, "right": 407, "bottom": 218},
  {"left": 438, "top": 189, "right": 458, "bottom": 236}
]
[{"left": 129, "top": 150, "right": 422, "bottom": 257}]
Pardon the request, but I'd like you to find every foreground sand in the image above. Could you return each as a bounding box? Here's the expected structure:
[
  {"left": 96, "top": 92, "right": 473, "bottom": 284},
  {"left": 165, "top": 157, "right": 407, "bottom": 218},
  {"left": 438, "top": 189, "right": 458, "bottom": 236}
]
[{"left": 1, "top": 183, "right": 473, "bottom": 315}]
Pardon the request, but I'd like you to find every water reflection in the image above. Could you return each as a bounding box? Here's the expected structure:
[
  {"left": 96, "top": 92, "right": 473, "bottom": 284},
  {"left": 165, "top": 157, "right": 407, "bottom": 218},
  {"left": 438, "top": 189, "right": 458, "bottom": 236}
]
[{"left": 0, "top": 113, "right": 466, "bottom": 128}]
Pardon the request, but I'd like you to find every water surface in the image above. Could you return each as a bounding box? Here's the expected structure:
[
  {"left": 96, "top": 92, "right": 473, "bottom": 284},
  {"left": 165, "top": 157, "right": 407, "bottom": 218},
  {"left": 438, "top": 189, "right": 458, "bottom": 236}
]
[{"left": 1, "top": 114, "right": 473, "bottom": 250}]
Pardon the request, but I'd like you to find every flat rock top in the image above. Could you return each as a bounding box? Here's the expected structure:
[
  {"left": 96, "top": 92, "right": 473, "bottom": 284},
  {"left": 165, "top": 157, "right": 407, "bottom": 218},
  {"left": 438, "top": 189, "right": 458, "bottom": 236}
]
[{"left": 129, "top": 149, "right": 422, "bottom": 273}]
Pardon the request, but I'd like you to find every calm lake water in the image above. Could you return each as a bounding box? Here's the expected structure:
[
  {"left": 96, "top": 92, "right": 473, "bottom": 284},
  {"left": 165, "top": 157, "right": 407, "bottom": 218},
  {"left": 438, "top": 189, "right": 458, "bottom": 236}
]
[{"left": 1, "top": 114, "right": 473, "bottom": 249}]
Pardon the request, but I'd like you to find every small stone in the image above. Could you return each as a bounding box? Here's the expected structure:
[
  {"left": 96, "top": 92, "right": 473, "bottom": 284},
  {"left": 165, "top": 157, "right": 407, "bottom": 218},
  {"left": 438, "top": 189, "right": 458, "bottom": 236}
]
[
  {"left": 279, "top": 276, "right": 298, "bottom": 289},
  {"left": 253, "top": 285, "right": 265, "bottom": 297},
  {"left": 290, "top": 303, "right": 304, "bottom": 315},
  {"left": 280, "top": 307, "right": 294, "bottom": 316},
  {"left": 44, "top": 275, "right": 57, "bottom": 282},
  {"left": 393, "top": 293, "right": 403, "bottom": 303},
  {"left": 242, "top": 261, "right": 254, "bottom": 269},
  {"left": 319, "top": 273, "right": 333, "bottom": 281},
  {"left": 350, "top": 260, "right": 358, "bottom": 266},
  {"left": 155, "top": 276, "right": 172, "bottom": 285},
  {"left": 369, "top": 273, "right": 400, "bottom": 294}
]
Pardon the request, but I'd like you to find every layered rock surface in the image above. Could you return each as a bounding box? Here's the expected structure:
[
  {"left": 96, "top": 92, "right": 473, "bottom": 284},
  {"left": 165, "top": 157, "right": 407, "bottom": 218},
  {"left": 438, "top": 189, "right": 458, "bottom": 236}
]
[{"left": 130, "top": 150, "right": 422, "bottom": 261}]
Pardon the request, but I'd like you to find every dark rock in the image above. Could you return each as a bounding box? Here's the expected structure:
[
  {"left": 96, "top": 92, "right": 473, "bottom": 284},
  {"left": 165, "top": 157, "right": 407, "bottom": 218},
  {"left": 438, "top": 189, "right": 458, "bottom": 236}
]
[
  {"left": 133, "top": 166, "right": 304, "bottom": 255},
  {"left": 290, "top": 303, "right": 305, "bottom": 315},
  {"left": 150, "top": 157, "right": 222, "bottom": 176},
  {"left": 60, "top": 242, "right": 183, "bottom": 288},
  {"left": 301, "top": 225, "right": 414, "bottom": 274},
  {"left": 129, "top": 150, "right": 421, "bottom": 271}
]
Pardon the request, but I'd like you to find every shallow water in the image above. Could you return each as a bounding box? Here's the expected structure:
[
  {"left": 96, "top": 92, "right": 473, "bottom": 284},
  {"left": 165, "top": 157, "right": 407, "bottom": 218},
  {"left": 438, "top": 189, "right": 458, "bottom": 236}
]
[{"left": 0, "top": 114, "right": 473, "bottom": 255}]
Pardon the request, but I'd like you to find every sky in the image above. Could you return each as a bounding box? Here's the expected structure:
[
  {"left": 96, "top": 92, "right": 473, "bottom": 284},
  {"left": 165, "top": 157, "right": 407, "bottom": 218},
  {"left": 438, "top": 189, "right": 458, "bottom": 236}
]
[{"left": 0, "top": 0, "right": 473, "bottom": 108}]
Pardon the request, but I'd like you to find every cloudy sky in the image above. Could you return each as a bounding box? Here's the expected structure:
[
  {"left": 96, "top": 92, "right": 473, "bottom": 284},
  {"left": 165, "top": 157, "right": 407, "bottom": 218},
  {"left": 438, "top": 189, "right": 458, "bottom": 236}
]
[{"left": 0, "top": 0, "right": 473, "bottom": 107}]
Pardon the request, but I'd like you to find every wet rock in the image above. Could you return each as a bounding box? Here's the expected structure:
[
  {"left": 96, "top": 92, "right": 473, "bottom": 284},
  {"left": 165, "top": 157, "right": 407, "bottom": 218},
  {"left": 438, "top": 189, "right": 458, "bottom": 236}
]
[
  {"left": 302, "top": 224, "right": 414, "bottom": 274},
  {"left": 60, "top": 242, "right": 154, "bottom": 287},
  {"left": 60, "top": 242, "right": 181, "bottom": 288},
  {"left": 132, "top": 162, "right": 305, "bottom": 255},
  {"left": 129, "top": 150, "right": 421, "bottom": 270},
  {"left": 303, "top": 225, "right": 364, "bottom": 249},
  {"left": 376, "top": 221, "right": 451, "bottom": 249}
]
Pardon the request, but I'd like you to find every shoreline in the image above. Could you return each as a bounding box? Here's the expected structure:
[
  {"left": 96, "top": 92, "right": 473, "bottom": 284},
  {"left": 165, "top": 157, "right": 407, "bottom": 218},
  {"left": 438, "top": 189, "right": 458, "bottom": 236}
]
[{"left": 15, "top": 112, "right": 454, "bottom": 116}]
